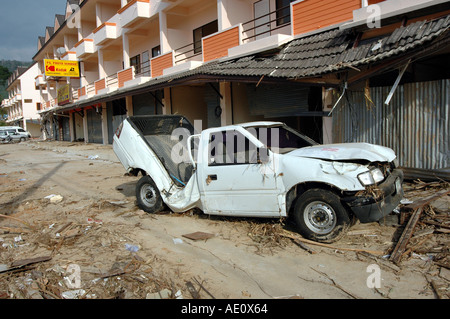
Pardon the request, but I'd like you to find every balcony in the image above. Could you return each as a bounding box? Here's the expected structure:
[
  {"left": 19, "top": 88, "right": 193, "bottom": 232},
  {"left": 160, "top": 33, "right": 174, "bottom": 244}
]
[
  {"left": 228, "top": 4, "right": 293, "bottom": 59},
  {"left": 151, "top": 52, "right": 174, "bottom": 78},
  {"left": 12, "top": 94, "right": 22, "bottom": 105},
  {"left": 1, "top": 99, "right": 11, "bottom": 108},
  {"left": 118, "top": 0, "right": 150, "bottom": 29},
  {"left": 61, "top": 51, "right": 77, "bottom": 61},
  {"left": 93, "top": 22, "right": 119, "bottom": 46},
  {"left": 35, "top": 75, "right": 46, "bottom": 87},
  {"left": 75, "top": 39, "right": 95, "bottom": 59},
  {"left": 202, "top": 25, "right": 241, "bottom": 62}
]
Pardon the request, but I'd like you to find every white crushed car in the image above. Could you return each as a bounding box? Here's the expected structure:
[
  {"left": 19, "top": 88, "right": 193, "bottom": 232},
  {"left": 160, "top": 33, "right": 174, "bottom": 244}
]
[{"left": 113, "top": 115, "right": 404, "bottom": 243}]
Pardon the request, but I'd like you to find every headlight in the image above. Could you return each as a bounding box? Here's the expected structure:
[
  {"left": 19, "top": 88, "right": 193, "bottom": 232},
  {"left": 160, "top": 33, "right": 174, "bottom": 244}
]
[
  {"left": 358, "top": 168, "right": 385, "bottom": 186},
  {"left": 371, "top": 168, "right": 385, "bottom": 183}
]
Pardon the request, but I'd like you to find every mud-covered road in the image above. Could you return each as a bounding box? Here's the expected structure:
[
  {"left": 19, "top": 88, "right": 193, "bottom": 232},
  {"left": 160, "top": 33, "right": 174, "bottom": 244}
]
[{"left": 0, "top": 141, "right": 449, "bottom": 300}]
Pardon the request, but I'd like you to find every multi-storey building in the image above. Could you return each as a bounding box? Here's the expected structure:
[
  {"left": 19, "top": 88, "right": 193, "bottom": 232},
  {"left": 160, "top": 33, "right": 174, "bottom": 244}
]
[
  {"left": 32, "top": 0, "right": 449, "bottom": 173},
  {"left": 1, "top": 63, "right": 42, "bottom": 137}
]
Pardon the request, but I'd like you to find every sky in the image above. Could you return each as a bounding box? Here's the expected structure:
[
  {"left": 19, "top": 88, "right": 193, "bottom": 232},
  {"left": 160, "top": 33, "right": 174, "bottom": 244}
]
[{"left": 0, "top": 0, "right": 66, "bottom": 62}]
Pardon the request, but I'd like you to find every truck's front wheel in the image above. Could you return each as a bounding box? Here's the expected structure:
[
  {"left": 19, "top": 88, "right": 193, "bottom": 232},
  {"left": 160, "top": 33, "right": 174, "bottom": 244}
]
[
  {"left": 293, "top": 189, "right": 351, "bottom": 243},
  {"left": 136, "top": 176, "right": 164, "bottom": 214}
]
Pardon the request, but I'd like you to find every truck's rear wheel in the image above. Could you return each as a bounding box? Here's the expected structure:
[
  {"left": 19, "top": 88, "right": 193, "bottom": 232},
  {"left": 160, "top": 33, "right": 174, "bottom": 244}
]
[
  {"left": 293, "top": 189, "right": 351, "bottom": 243},
  {"left": 136, "top": 176, "right": 164, "bottom": 214}
]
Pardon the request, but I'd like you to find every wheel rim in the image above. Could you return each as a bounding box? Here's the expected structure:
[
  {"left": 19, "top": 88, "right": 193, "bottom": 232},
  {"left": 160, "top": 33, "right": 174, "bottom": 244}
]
[
  {"left": 140, "top": 184, "right": 157, "bottom": 207},
  {"left": 303, "top": 201, "right": 337, "bottom": 235}
]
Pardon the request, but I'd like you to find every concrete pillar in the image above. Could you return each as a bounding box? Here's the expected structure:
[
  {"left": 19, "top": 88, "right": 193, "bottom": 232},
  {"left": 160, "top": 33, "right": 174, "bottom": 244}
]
[
  {"left": 159, "top": 11, "right": 170, "bottom": 54},
  {"left": 69, "top": 112, "right": 75, "bottom": 142},
  {"left": 217, "top": 0, "right": 230, "bottom": 31},
  {"left": 98, "top": 49, "right": 106, "bottom": 79},
  {"left": 64, "top": 35, "right": 70, "bottom": 51},
  {"left": 322, "top": 87, "right": 334, "bottom": 145},
  {"left": 126, "top": 96, "right": 133, "bottom": 116},
  {"left": 95, "top": 2, "right": 102, "bottom": 27},
  {"left": 123, "top": 33, "right": 130, "bottom": 69},
  {"left": 80, "top": 62, "right": 88, "bottom": 87},
  {"left": 162, "top": 88, "right": 172, "bottom": 115},
  {"left": 101, "top": 102, "right": 108, "bottom": 145},
  {"left": 220, "top": 82, "right": 233, "bottom": 126},
  {"left": 83, "top": 108, "right": 89, "bottom": 143}
]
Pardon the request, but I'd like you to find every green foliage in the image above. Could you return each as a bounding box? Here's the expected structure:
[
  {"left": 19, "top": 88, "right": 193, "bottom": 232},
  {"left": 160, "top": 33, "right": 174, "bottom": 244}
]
[{"left": 0, "top": 60, "right": 32, "bottom": 103}]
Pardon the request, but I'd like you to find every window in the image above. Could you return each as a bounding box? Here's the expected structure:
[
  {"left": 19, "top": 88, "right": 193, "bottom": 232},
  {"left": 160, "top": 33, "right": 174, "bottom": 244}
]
[
  {"left": 276, "top": 0, "right": 295, "bottom": 26},
  {"left": 130, "top": 54, "right": 141, "bottom": 75},
  {"left": 193, "top": 20, "right": 218, "bottom": 54},
  {"left": 36, "top": 103, "right": 41, "bottom": 111},
  {"left": 208, "top": 130, "right": 260, "bottom": 166},
  {"left": 245, "top": 125, "right": 317, "bottom": 154},
  {"left": 152, "top": 45, "right": 161, "bottom": 58},
  {"left": 142, "top": 51, "right": 150, "bottom": 76}
]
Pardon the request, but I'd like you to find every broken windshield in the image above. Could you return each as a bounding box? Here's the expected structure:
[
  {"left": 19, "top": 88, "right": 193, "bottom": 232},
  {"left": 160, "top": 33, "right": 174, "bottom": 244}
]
[{"left": 245, "top": 125, "right": 318, "bottom": 154}]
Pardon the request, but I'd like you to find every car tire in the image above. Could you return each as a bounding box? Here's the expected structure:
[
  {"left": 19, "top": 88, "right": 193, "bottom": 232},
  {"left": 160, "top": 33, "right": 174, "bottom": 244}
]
[
  {"left": 136, "top": 175, "right": 164, "bottom": 214},
  {"left": 293, "top": 189, "right": 351, "bottom": 243},
  {"left": 20, "top": 137, "right": 26, "bottom": 142}
]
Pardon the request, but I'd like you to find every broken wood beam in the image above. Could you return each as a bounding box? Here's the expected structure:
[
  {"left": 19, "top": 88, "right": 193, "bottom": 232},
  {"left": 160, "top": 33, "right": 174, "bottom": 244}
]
[
  {"left": 403, "top": 189, "right": 450, "bottom": 211},
  {"left": 0, "top": 256, "right": 52, "bottom": 275},
  {"left": 280, "top": 230, "right": 384, "bottom": 255},
  {"left": 10, "top": 255, "right": 52, "bottom": 269},
  {"left": 185, "top": 281, "right": 200, "bottom": 299},
  {"left": 391, "top": 189, "right": 450, "bottom": 265},
  {"left": 390, "top": 207, "right": 423, "bottom": 265},
  {"left": 290, "top": 238, "right": 316, "bottom": 254}
]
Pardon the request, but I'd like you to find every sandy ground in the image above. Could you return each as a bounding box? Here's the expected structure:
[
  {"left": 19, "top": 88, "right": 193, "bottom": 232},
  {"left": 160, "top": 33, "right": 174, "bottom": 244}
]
[{"left": 0, "top": 140, "right": 449, "bottom": 300}]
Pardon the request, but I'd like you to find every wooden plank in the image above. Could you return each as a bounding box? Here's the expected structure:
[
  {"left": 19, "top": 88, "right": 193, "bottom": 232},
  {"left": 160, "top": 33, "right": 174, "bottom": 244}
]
[
  {"left": 182, "top": 232, "right": 214, "bottom": 241},
  {"left": 10, "top": 255, "right": 52, "bottom": 268},
  {"left": 390, "top": 207, "right": 423, "bottom": 265},
  {"left": 404, "top": 189, "right": 450, "bottom": 211}
]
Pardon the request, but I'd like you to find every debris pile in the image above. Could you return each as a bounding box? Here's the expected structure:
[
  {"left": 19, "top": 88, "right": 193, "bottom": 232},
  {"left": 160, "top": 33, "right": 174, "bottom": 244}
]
[
  {"left": 388, "top": 181, "right": 450, "bottom": 299},
  {"left": 0, "top": 209, "right": 195, "bottom": 299}
]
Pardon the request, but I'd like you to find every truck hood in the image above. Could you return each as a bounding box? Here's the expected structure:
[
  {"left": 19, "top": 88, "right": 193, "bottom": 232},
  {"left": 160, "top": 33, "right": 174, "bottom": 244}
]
[{"left": 287, "top": 143, "right": 396, "bottom": 163}]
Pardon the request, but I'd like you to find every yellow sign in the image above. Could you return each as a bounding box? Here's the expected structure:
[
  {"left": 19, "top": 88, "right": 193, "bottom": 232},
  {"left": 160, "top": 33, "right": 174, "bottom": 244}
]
[
  {"left": 44, "top": 59, "right": 80, "bottom": 77},
  {"left": 57, "top": 84, "right": 71, "bottom": 105}
]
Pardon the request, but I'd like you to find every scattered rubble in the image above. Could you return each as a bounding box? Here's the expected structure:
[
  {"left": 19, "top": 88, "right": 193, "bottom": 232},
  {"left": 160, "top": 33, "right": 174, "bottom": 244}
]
[{"left": 1, "top": 142, "right": 448, "bottom": 299}]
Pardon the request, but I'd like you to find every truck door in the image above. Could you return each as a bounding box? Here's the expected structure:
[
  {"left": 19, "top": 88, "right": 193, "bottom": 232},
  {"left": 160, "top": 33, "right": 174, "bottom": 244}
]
[{"left": 198, "top": 128, "right": 281, "bottom": 217}]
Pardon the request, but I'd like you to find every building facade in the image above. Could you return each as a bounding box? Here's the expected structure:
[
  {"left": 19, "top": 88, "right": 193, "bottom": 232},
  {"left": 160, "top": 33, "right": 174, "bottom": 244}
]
[
  {"left": 32, "top": 0, "right": 449, "bottom": 173},
  {"left": 1, "top": 63, "right": 42, "bottom": 137}
]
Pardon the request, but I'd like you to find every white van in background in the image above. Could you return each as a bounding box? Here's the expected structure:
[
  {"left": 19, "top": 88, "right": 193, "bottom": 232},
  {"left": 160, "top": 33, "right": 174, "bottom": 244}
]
[{"left": 0, "top": 126, "right": 31, "bottom": 141}]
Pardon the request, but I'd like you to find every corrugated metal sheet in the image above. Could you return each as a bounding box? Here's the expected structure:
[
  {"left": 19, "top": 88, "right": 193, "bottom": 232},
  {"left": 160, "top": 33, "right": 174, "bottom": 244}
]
[
  {"left": 333, "top": 79, "right": 449, "bottom": 170},
  {"left": 247, "top": 83, "right": 310, "bottom": 118}
]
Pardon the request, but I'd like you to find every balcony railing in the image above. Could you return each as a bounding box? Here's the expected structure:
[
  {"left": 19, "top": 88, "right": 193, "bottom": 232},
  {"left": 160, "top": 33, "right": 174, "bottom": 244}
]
[
  {"left": 241, "top": 4, "right": 292, "bottom": 43},
  {"left": 134, "top": 60, "right": 151, "bottom": 77},
  {"left": 174, "top": 41, "right": 203, "bottom": 65},
  {"left": 106, "top": 73, "right": 119, "bottom": 88}
]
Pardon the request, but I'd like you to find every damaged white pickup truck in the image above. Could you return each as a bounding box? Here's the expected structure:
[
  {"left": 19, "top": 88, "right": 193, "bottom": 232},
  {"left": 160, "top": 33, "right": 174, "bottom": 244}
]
[{"left": 113, "top": 115, "right": 404, "bottom": 243}]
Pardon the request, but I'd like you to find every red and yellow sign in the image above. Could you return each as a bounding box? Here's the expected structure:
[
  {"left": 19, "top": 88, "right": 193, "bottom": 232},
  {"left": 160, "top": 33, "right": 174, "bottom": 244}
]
[
  {"left": 44, "top": 59, "right": 80, "bottom": 77},
  {"left": 57, "top": 84, "right": 71, "bottom": 106}
]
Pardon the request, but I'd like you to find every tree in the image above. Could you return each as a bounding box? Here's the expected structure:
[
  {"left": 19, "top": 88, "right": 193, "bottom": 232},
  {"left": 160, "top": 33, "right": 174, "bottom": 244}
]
[{"left": 0, "top": 65, "right": 10, "bottom": 86}]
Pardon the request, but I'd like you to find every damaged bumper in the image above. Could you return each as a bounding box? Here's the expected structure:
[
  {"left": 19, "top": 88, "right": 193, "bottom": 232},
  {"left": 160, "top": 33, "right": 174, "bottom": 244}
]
[{"left": 342, "top": 169, "right": 404, "bottom": 223}]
